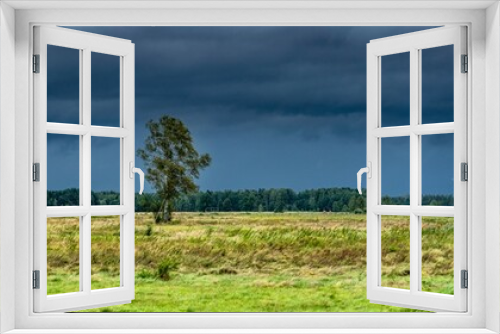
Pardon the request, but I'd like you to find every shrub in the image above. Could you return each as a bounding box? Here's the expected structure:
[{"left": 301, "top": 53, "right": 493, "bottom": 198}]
[
  {"left": 157, "top": 259, "right": 179, "bottom": 281},
  {"left": 145, "top": 224, "right": 153, "bottom": 236}
]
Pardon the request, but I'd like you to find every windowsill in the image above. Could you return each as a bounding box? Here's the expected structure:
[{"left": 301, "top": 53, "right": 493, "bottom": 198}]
[{"left": 4, "top": 329, "right": 498, "bottom": 334}]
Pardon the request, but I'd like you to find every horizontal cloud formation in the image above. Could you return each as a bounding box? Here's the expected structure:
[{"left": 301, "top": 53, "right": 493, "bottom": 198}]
[{"left": 45, "top": 26, "right": 453, "bottom": 196}]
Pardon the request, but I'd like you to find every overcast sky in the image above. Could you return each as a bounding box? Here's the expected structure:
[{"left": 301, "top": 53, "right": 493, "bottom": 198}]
[{"left": 46, "top": 26, "right": 454, "bottom": 196}]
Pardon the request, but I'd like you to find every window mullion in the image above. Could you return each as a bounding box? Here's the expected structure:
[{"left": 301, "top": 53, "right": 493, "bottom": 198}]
[
  {"left": 78, "top": 48, "right": 84, "bottom": 293},
  {"left": 409, "top": 48, "right": 420, "bottom": 294},
  {"left": 416, "top": 46, "right": 422, "bottom": 294},
  {"left": 82, "top": 47, "right": 92, "bottom": 294}
]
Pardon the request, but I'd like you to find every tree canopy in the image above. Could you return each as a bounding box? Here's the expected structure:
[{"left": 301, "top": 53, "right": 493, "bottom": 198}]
[
  {"left": 47, "top": 188, "right": 453, "bottom": 213},
  {"left": 137, "top": 116, "right": 211, "bottom": 222}
]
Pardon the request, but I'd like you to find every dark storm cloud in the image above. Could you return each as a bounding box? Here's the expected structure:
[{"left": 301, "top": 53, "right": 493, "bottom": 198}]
[
  {"left": 47, "top": 26, "right": 452, "bottom": 195},
  {"left": 47, "top": 45, "right": 80, "bottom": 124},
  {"left": 68, "top": 26, "right": 443, "bottom": 131}
]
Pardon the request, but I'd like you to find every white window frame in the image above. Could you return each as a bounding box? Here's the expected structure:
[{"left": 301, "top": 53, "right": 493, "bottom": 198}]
[
  {"left": 33, "top": 26, "right": 136, "bottom": 313},
  {"left": 366, "top": 26, "right": 468, "bottom": 312},
  {"left": 1, "top": 2, "right": 499, "bottom": 333}
]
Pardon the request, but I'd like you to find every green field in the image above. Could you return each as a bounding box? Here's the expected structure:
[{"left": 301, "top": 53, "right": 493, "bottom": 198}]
[{"left": 46, "top": 212, "right": 454, "bottom": 312}]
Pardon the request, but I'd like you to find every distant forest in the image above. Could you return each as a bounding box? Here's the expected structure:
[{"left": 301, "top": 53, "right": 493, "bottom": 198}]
[{"left": 47, "top": 188, "right": 454, "bottom": 213}]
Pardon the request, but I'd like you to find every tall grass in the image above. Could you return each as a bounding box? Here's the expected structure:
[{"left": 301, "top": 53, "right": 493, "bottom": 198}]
[{"left": 46, "top": 212, "right": 454, "bottom": 312}]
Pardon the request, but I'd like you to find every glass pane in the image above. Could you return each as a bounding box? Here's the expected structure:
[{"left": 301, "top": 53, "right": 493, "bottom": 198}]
[
  {"left": 421, "top": 216, "right": 454, "bottom": 294},
  {"left": 47, "top": 45, "right": 80, "bottom": 124},
  {"left": 47, "top": 134, "right": 80, "bottom": 206},
  {"left": 91, "top": 52, "right": 120, "bottom": 127},
  {"left": 421, "top": 134, "right": 454, "bottom": 206},
  {"left": 421, "top": 45, "right": 454, "bottom": 124},
  {"left": 381, "top": 52, "right": 410, "bottom": 127},
  {"left": 91, "top": 137, "right": 121, "bottom": 205},
  {"left": 91, "top": 215, "right": 121, "bottom": 290},
  {"left": 381, "top": 136, "right": 410, "bottom": 203},
  {"left": 47, "top": 216, "right": 80, "bottom": 295},
  {"left": 381, "top": 215, "right": 410, "bottom": 290}
]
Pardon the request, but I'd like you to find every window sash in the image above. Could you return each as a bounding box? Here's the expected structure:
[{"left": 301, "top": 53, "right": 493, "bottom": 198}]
[
  {"left": 32, "top": 25, "right": 136, "bottom": 313},
  {"left": 366, "top": 26, "right": 468, "bottom": 312}
]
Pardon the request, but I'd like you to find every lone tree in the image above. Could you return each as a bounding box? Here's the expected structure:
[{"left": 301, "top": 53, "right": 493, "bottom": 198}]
[{"left": 137, "top": 116, "right": 211, "bottom": 222}]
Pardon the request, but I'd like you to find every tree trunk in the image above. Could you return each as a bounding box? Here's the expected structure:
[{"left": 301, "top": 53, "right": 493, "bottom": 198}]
[
  {"left": 163, "top": 199, "right": 172, "bottom": 222},
  {"left": 155, "top": 199, "right": 171, "bottom": 223}
]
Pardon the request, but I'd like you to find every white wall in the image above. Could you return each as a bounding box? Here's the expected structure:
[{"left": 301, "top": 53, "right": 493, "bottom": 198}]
[
  {"left": 485, "top": 2, "right": 500, "bottom": 333},
  {"left": 0, "top": 2, "right": 16, "bottom": 333}
]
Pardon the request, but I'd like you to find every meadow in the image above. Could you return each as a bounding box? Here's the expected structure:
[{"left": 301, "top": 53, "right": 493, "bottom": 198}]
[{"left": 46, "top": 212, "right": 454, "bottom": 312}]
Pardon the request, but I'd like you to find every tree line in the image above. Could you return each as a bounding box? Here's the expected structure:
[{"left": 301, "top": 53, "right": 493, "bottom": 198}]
[{"left": 47, "top": 188, "right": 453, "bottom": 213}]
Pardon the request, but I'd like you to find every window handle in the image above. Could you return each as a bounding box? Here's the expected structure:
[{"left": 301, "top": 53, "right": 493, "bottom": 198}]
[
  {"left": 357, "top": 162, "right": 371, "bottom": 195},
  {"left": 129, "top": 162, "right": 145, "bottom": 195}
]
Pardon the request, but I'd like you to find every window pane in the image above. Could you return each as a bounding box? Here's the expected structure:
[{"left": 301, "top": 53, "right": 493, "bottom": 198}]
[
  {"left": 421, "top": 216, "right": 454, "bottom": 295},
  {"left": 381, "top": 52, "right": 410, "bottom": 127},
  {"left": 91, "top": 215, "right": 121, "bottom": 290},
  {"left": 421, "top": 45, "right": 454, "bottom": 124},
  {"left": 47, "top": 134, "right": 80, "bottom": 206},
  {"left": 381, "top": 136, "right": 410, "bottom": 203},
  {"left": 381, "top": 215, "right": 410, "bottom": 290},
  {"left": 92, "top": 52, "right": 120, "bottom": 127},
  {"left": 421, "top": 134, "right": 454, "bottom": 206},
  {"left": 47, "top": 45, "right": 80, "bottom": 124},
  {"left": 47, "top": 216, "right": 80, "bottom": 295},
  {"left": 91, "top": 137, "right": 121, "bottom": 205}
]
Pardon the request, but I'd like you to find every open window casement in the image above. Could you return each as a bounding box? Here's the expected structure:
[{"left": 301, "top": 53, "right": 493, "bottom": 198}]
[
  {"left": 362, "top": 26, "right": 467, "bottom": 312},
  {"left": 33, "top": 26, "right": 140, "bottom": 312}
]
